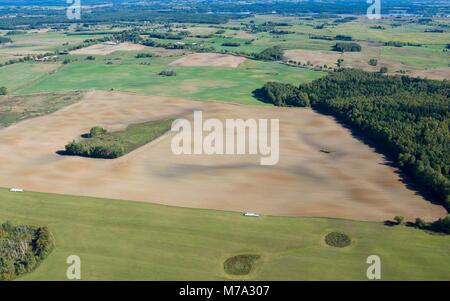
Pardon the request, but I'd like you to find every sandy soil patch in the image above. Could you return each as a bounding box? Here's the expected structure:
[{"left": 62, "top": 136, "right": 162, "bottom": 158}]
[
  {"left": 408, "top": 67, "right": 450, "bottom": 80},
  {"left": 169, "top": 53, "right": 247, "bottom": 68},
  {"left": 0, "top": 91, "right": 445, "bottom": 222},
  {"left": 228, "top": 31, "right": 256, "bottom": 39},
  {"left": 31, "top": 62, "right": 61, "bottom": 73},
  {"left": 145, "top": 47, "right": 187, "bottom": 57},
  {"left": 70, "top": 42, "right": 146, "bottom": 55}
]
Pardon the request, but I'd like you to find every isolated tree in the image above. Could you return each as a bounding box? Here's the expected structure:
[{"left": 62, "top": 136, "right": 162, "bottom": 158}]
[
  {"left": 368, "top": 58, "right": 378, "bottom": 66},
  {"left": 90, "top": 126, "right": 107, "bottom": 137},
  {"left": 415, "top": 218, "right": 428, "bottom": 229},
  {"left": 394, "top": 216, "right": 404, "bottom": 225},
  {"left": 0, "top": 86, "right": 7, "bottom": 95},
  {"left": 379, "top": 66, "right": 388, "bottom": 73}
]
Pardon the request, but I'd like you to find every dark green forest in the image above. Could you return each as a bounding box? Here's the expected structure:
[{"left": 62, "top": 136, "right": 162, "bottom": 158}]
[{"left": 257, "top": 70, "right": 450, "bottom": 211}]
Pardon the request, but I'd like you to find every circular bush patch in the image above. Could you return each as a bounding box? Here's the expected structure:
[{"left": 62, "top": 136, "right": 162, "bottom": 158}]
[
  {"left": 0, "top": 221, "right": 54, "bottom": 280},
  {"left": 224, "top": 254, "right": 261, "bottom": 275},
  {"left": 325, "top": 232, "right": 351, "bottom": 248}
]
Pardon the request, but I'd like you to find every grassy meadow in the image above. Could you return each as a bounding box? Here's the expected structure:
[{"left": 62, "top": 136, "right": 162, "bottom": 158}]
[
  {"left": 13, "top": 53, "right": 325, "bottom": 105},
  {"left": 0, "top": 188, "right": 448, "bottom": 280}
]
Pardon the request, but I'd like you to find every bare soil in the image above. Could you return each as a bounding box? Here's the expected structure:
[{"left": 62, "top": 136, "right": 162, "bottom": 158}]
[{"left": 0, "top": 91, "right": 445, "bottom": 221}]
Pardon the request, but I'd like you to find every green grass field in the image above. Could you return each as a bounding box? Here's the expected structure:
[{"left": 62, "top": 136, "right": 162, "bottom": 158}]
[
  {"left": 0, "top": 188, "right": 448, "bottom": 280},
  {"left": 14, "top": 54, "right": 325, "bottom": 105}
]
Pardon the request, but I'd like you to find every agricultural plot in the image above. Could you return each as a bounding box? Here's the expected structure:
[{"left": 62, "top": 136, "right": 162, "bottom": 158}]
[
  {"left": 14, "top": 54, "right": 325, "bottom": 104},
  {"left": 0, "top": 10, "right": 448, "bottom": 282},
  {"left": 0, "top": 91, "right": 445, "bottom": 222},
  {"left": 0, "top": 188, "right": 448, "bottom": 280},
  {"left": 0, "top": 91, "right": 84, "bottom": 127}
]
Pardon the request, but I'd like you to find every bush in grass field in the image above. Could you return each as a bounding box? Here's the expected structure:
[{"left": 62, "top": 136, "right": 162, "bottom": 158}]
[
  {"left": 0, "top": 222, "right": 54, "bottom": 280},
  {"left": 379, "top": 66, "right": 388, "bottom": 73},
  {"left": 89, "top": 126, "right": 107, "bottom": 137},
  {"left": 325, "top": 232, "right": 351, "bottom": 247},
  {"left": 135, "top": 53, "right": 154, "bottom": 58},
  {"left": 222, "top": 42, "right": 241, "bottom": 47},
  {"left": 159, "top": 70, "right": 177, "bottom": 76},
  {"left": 224, "top": 254, "right": 261, "bottom": 275},
  {"left": 0, "top": 86, "right": 7, "bottom": 95}
]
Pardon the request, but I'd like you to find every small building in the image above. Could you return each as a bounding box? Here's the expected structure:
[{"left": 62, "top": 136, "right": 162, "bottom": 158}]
[
  {"left": 10, "top": 188, "right": 24, "bottom": 192},
  {"left": 243, "top": 212, "right": 260, "bottom": 217}
]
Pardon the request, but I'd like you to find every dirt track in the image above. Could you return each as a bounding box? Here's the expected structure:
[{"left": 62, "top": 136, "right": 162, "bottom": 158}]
[{"left": 0, "top": 91, "right": 445, "bottom": 221}]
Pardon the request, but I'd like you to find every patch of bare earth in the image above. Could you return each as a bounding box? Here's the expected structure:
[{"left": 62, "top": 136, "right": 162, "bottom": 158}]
[
  {"left": 169, "top": 53, "right": 247, "bottom": 68},
  {"left": 408, "top": 68, "right": 450, "bottom": 80},
  {"left": 70, "top": 42, "right": 146, "bottom": 55},
  {"left": 0, "top": 91, "right": 446, "bottom": 222}
]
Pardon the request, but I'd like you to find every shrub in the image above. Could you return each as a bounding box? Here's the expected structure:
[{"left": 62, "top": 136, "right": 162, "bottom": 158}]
[
  {"left": 415, "top": 218, "right": 428, "bottom": 229},
  {"left": 224, "top": 254, "right": 260, "bottom": 275},
  {"left": 430, "top": 215, "right": 450, "bottom": 234},
  {"left": 394, "top": 216, "right": 405, "bottom": 225},
  {"left": 325, "top": 232, "right": 351, "bottom": 247},
  {"left": 221, "top": 42, "right": 241, "bottom": 47},
  {"left": 135, "top": 53, "right": 154, "bottom": 58},
  {"left": 89, "top": 126, "right": 107, "bottom": 137},
  {"left": 379, "top": 66, "right": 388, "bottom": 73},
  {"left": 368, "top": 58, "right": 378, "bottom": 66},
  {"left": 159, "top": 70, "right": 177, "bottom": 76},
  {"left": 0, "top": 86, "right": 7, "bottom": 95},
  {"left": 86, "top": 56, "right": 96, "bottom": 60}
]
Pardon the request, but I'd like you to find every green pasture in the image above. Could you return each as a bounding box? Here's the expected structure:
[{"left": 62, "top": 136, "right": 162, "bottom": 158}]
[
  {"left": 0, "top": 188, "right": 448, "bottom": 280},
  {"left": 14, "top": 53, "right": 326, "bottom": 105}
]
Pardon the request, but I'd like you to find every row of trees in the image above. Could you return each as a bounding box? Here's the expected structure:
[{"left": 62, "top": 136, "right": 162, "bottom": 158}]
[
  {"left": 257, "top": 69, "right": 450, "bottom": 212},
  {"left": 332, "top": 42, "right": 362, "bottom": 52}
]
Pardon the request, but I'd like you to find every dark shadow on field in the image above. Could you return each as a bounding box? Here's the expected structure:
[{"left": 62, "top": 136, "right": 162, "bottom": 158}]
[
  {"left": 310, "top": 107, "right": 446, "bottom": 211},
  {"left": 251, "top": 88, "right": 275, "bottom": 105},
  {"left": 55, "top": 150, "right": 70, "bottom": 156}
]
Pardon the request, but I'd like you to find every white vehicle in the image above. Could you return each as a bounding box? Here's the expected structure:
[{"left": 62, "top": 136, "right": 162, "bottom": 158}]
[
  {"left": 243, "top": 212, "right": 260, "bottom": 217},
  {"left": 9, "top": 188, "right": 24, "bottom": 193}
]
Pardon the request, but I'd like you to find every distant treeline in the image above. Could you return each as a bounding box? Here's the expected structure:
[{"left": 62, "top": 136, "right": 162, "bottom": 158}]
[
  {"left": 384, "top": 41, "right": 422, "bottom": 47},
  {"left": 0, "top": 9, "right": 244, "bottom": 29},
  {"left": 257, "top": 69, "right": 450, "bottom": 211}
]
